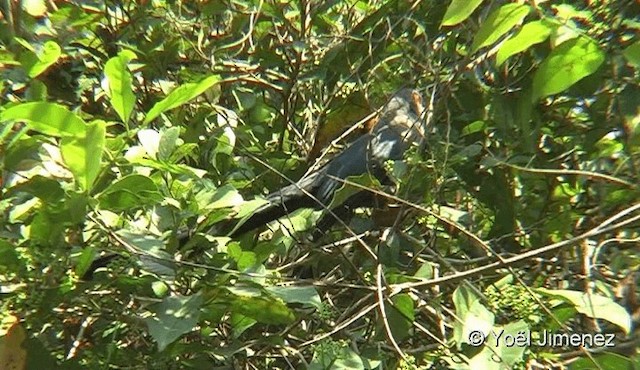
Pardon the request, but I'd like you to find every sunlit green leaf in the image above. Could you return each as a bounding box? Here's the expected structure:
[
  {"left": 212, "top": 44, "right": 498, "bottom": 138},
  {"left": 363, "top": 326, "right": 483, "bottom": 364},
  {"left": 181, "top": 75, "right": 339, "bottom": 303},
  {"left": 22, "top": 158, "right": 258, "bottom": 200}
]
[
  {"left": 157, "top": 126, "right": 181, "bottom": 161},
  {"left": 231, "top": 296, "right": 295, "bottom": 325},
  {"left": 22, "top": 0, "right": 47, "bottom": 16},
  {"left": 532, "top": 37, "right": 605, "bottom": 101},
  {"left": 453, "top": 285, "right": 495, "bottom": 349},
  {"left": 20, "top": 40, "right": 61, "bottom": 78},
  {"left": 144, "top": 75, "right": 221, "bottom": 124},
  {"left": 470, "top": 320, "right": 528, "bottom": 369},
  {"left": 60, "top": 120, "right": 105, "bottom": 191},
  {"left": 441, "top": 0, "right": 484, "bottom": 26},
  {"left": 104, "top": 50, "right": 137, "bottom": 124},
  {"left": 570, "top": 352, "right": 635, "bottom": 370},
  {"left": 138, "top": 129, "right": 161, "bottom": 159},
  {"left": 496, "top": 20, "right": 555, "bottom": 66},
  {"left": 0, "top": 102, "right": 85, "bottom": 137},
  {"left": 208, "top": 184, "right": 243, "bottom": 209},
  {"left": 537, "top": 289, "right": 631, "bottom": 334},
  {"left": 471, "top": 4, "right": 531, "bottom": 53}
]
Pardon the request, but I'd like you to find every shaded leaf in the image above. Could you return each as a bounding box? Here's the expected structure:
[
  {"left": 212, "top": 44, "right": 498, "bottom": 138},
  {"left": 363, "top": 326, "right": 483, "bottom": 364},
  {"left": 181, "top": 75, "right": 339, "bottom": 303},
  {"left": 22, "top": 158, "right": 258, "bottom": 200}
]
[
  {"left": 623, "top": 41, "right": 640, "bottom": 67},
  {"left": 266, "top": 286, "right": 323, "bottom": 309},
  {"left": 7, "top": 175, "right": 64, "bottom": 203},
  {"left": 145, "top": 294, "right": 202, "bottom": 352},
  {"left": 97, "top": 174, "right": 163, "bottom": 211},
  {"left": 385, "top": 293, "right": 414, "bottom": 342}
]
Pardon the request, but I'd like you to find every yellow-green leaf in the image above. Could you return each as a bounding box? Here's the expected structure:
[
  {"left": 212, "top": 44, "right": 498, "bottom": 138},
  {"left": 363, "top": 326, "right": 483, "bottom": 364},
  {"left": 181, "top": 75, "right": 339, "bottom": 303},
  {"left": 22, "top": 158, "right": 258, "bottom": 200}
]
[
  {"left": 21, "top": 40, "right": 61, "bottom": 78},
  {"left": 144, "top": 75, "right": 220, "bottom": 124},
  {"left": 1, "top": 102, "right": 85, "bottom": 137},
  {"left": 623, "top": 41, "right": 640, "bottom": 68},
  {"left": 441, "top": 0, "right": 484, "bottom": 26},
  {"left": 60, "top": 120, "right": 106, "bottom": 191},
  {"left": 496, "top": 20, "right": 555, "bottom": 66},
  {"left": 104, "top": 50, "right": 137, "bottom": 124},
  {"left": 471, "top": 3, "right": 531, "bottom": 53},
  {"left": 532, "top": 37, "right": 605, "bottom": 101}
]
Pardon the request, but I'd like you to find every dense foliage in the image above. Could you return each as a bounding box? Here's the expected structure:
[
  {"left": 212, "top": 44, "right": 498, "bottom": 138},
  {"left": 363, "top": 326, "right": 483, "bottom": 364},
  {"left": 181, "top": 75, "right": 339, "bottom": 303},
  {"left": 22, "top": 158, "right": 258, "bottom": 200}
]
[{"left": 1, "top": 0, "right": 639, "bottom": 368}]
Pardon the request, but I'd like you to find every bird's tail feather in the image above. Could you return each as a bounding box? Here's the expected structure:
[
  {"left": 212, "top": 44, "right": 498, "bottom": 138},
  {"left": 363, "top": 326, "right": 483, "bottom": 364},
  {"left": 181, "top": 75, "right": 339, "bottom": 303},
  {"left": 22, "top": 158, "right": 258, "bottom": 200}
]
[{"left": 229, "top": 184, "right": 318, "bottom": 237}]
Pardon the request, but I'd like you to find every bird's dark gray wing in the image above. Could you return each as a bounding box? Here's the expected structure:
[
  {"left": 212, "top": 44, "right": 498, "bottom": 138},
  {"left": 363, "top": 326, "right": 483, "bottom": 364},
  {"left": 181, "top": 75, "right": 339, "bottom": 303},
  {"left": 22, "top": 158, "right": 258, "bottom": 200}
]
[
  {"left": 230, "top": 133, "right": 375, "bottom": 236},
  {"left": 229, "top": 88, "right": 423, "bottom": 237}
]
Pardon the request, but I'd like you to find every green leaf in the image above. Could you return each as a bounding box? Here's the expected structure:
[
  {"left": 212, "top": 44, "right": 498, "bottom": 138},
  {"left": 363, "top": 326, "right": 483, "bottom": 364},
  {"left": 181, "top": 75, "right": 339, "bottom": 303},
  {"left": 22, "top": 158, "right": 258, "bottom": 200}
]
[
  {"left": 496, "top": 20, "right": 555, "bottom": 66},
  {"left": 0, "top": 240, "right": 22, "bottom": 274},
  {"left": 144, "top": 75, "right": 221, "bottom": 124},
  {"left": 227, "top": 244, "right": 258, "bottom": 270},
  {"left": 20, "top": 40, "right": 62, "bottom": 78},
  {"left": 157, "top": 126, "right": 181, "bottom": 161},
  {"left": 25, "top": 80, "right": 47, "bottom": 101},
  {"left": 275, "top": 208, "right": 323, "bottom": 234},
  {"left": 7, "top": 175, "right": 64, "bottom": 203},
  {"left": 116, "top": 230, "right": 168, "bottom": 259},
  {"left": 230, "top": 312, "right": 257, "bottom": 338},
  {"left": 470, "top": 320, "right": 529, "bottom": 369},
  {"left": 623, "top": 41, "right": 640, "bottom": 67},
  {"left": 441, "top": 0, "right": 484, "bottom": 26},
  {"left": 532, "top": 37, "right": 605, "bottom": 101},
  {"left": 332, "top": 347, "right": 365, "bottom": 370},
  {"left": 230, "top": 296, "right": 295, "bottom": 325},
  {"left": 104, "top": 50, "right": 137, "bottom": 124},
  {"left": 385, "top": 293, "right": 414, "bottom": 342},
  {"left": 207, "top": 184, "right": 243, "bottom": 209},
  {"left": 60, "top": 120, "right": 106, "bottom": 191},
  {"left": 569, "top": 352, "right": 635, "bottom": 370},
  {"left": 266, "top": 286, "right": 323, "bottom": 309},
  {"left": 129, "top": 158, "right": 207, "bottom": 178},
  {"left": 471, "top": 3, "right": 531, "bottom": 53},
  {"left": 461, "top": 120, "right": 488, "bottom": 136},
  {"left": 453, "top": 285, "right": 495, "bottom": 349},
  {"left": 328, "top": 173, "right": 381, "bottom": 209},
  {"left": 74, "top": 247, "right": 97, "bottom": 279},
  {"left": 97, "top": 174, "right": 163, "bottom": 211},
  {"left": 536, "top": 289, "right": 631, "bottom": 334},
  {"left": 145, "top": 294, "right": 202, "bottom": 352},
  {"left": 1, "top": 102, "right": 86, "bottom": 137}
]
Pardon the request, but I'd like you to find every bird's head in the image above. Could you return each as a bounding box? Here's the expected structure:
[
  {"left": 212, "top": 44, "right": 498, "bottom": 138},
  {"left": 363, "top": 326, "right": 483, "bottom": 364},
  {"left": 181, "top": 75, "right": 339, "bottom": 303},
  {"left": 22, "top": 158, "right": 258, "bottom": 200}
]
[{"left": 381, "top": 88, "right": 425, "bottom": 120}]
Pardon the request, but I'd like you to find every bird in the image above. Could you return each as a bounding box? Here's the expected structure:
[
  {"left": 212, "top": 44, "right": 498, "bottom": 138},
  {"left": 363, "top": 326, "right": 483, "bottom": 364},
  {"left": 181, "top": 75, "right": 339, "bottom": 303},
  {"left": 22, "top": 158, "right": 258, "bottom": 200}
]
[{"left": 230, "top": 88, "right": 426, "bottom": 237}]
